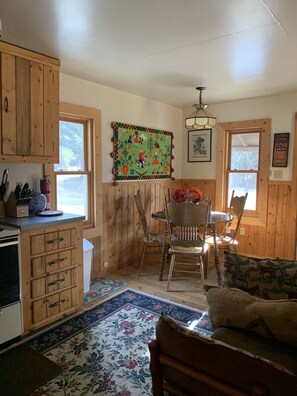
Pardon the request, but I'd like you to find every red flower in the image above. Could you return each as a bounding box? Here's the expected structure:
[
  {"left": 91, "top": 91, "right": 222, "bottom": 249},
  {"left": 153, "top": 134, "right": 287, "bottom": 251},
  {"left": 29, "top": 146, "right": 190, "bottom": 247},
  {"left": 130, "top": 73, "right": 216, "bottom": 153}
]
[
  {"left": 125, "top": 358, "right": 138, "bottom": 369},
  {"left": 123, "top": 329, "right": 135, "bottom": 335},
  {"left": 116, "top": 391, "right": 132, "bottom": 396},
  {"left": 172, "top": 187, "right": 205, "bottom": 202},
  {"left": 119, "top": 321, "right": 131, "bottom": 328}
]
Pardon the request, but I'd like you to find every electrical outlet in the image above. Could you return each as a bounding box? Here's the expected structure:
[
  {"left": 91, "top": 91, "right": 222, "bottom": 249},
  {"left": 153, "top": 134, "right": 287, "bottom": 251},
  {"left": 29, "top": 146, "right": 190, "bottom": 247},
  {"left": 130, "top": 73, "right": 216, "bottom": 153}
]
[
  {"left": 240, "top": 227, "right": 245, "bottom": 236},
  {"left": 103, "top": 261, "right": 108, "bottom": 268},
  {"left": 273, "top": 169, "right": 283, "bottom": 179}
]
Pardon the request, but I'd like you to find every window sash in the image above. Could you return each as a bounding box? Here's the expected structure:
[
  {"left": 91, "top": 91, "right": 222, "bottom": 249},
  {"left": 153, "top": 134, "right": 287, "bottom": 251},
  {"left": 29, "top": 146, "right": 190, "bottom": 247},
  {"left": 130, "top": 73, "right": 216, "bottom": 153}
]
[{"left": 55, "top": 117, "right": 93, "bottom": 227}]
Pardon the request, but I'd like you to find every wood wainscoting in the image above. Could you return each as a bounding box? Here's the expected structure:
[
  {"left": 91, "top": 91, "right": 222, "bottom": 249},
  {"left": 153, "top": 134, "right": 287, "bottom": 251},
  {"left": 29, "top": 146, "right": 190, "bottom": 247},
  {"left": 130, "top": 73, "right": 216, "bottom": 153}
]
[
  {"left": 98, "top": 178, "right": 296, "bottom": 276},
  {"left": 100, "top": 180, "right": 215, "bottom": 273},
  {"left": 238, "top": 181, "right": 296, "bottom": 260}
]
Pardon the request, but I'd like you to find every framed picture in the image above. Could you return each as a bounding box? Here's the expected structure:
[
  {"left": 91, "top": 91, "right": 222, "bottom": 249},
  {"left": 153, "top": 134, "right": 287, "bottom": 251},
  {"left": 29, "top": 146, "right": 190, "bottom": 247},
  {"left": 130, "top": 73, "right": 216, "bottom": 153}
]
[
  {"left": 272, "top": 133, "right": 290, "bottom": 167},
  {"left": 188, "top": 129, "right": 212, "bottom": 162}
]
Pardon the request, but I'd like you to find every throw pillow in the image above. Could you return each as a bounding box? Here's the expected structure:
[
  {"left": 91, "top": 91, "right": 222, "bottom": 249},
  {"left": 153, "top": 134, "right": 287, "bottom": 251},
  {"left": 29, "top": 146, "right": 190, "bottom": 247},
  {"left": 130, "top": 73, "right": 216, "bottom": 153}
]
[
  {"left": 207, "top": 287, "right": 297, "bottom": 346},
  {"left": 223, "top": 251, "right": 297, "bottom": 300}
]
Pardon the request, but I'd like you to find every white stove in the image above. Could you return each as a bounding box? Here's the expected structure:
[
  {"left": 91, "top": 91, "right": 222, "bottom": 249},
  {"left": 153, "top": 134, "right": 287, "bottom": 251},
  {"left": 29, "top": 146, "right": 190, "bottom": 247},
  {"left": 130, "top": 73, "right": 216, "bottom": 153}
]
[
  {"left": 0, "top": 224, "right": 20, "bottom": 238},
  {"left": 0, "top": 223, "right": 22, "bottom": 348}
]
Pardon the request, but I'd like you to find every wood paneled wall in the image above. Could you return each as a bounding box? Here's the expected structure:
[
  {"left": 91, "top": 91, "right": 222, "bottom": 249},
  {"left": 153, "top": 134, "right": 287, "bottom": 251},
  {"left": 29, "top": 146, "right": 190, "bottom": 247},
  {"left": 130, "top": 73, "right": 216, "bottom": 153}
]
[
  {"left": 97, "top": 178, "right": 296, "bottom": 276},
  {"left": 237, "top": 182, "right": 296, "bottom": 259}
]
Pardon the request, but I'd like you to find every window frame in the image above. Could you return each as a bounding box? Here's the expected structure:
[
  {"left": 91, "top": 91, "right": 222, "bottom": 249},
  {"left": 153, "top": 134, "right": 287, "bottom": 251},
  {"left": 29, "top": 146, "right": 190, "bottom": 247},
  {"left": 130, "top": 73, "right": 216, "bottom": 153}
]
[
  {"left": 45, "top": 102, "right": 102, "bottom": 236},
  {"left": 226, "top": 129, "right": 261, "bottom": 215},
  {"left": 216, "top": 119, "right": 271, "bottom": 226},
  {"left": 55, "top": 115, "right": 93, "bottom": 226}
]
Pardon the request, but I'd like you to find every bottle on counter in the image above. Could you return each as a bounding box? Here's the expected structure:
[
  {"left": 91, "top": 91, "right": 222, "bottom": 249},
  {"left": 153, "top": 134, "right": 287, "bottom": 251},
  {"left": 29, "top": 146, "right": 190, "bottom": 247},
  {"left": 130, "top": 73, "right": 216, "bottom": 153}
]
[{"left": 40, "top": 176, "right": 50, "bottom": 210}]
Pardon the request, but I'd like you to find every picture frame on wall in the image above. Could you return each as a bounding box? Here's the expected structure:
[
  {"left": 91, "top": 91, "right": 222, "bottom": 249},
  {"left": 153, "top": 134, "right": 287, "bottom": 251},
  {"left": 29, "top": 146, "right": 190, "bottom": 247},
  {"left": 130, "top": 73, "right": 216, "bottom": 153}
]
[
  {"left": 272, "top": 133, "right": 290, "bottom": 167},
  {"left": 188, "top": 129, "right": 212, "bottom": 162}
]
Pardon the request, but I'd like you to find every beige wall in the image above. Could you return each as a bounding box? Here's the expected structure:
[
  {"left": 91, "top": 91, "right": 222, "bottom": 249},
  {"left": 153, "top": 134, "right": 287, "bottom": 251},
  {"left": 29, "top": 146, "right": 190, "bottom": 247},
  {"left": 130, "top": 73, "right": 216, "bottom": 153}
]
[
  {"left": 182, "top": 92, "right": 297, "bottom": 181},
  {"left": 60, "top": 73, "right": 183, "bottom": 182}
]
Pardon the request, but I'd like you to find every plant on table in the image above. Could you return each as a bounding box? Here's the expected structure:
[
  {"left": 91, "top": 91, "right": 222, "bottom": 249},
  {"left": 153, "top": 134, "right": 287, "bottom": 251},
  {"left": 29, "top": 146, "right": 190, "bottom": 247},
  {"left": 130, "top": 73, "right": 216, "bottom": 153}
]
[{"left": 172, "top": 187, "right": 205, "bottom": 203}]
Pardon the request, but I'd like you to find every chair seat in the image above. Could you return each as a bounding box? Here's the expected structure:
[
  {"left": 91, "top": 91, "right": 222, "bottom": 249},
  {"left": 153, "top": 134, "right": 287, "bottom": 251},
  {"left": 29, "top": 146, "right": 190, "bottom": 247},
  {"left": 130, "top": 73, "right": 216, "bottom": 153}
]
[
  {"left": 205, "top": 235, "right": 239, "bottom": 246},
  {"left": 145, "top": 233, "right": 166, "bottom": 244},
  {"left": 169, "top": 242, "right": 208, "bottom": 255}
]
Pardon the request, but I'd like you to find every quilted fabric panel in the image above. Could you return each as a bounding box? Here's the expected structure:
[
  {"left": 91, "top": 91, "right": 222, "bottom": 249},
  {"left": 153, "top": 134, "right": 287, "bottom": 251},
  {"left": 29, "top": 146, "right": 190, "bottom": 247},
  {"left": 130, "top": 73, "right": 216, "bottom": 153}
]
[{"left": 223, "top": 252, "right": 297, "bottom": 300}]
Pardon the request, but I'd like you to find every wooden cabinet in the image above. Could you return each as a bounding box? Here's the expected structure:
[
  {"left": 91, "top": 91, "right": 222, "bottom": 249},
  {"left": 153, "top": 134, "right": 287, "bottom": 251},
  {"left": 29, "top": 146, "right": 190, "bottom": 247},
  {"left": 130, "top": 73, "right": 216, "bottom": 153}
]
[
  {"left": 21, "top": 221, "right": 84, "bottom": 333},
  {"left": 0, "top": 41, "right": 60, "bottom": 163}
]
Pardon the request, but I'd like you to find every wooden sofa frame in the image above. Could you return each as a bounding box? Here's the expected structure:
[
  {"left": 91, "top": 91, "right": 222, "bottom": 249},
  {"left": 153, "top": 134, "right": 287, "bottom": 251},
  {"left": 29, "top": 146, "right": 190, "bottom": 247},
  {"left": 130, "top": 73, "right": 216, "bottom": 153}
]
[{"left": 149, "top": 339, "right": 268, "bottom": 396}]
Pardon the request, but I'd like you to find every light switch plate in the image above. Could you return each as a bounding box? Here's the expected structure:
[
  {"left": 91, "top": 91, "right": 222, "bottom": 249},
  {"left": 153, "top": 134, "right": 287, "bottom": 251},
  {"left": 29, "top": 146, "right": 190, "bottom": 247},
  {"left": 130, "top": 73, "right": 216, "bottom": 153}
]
[{"left": 273, "top": 169, "right": 283, "bottom": 179}]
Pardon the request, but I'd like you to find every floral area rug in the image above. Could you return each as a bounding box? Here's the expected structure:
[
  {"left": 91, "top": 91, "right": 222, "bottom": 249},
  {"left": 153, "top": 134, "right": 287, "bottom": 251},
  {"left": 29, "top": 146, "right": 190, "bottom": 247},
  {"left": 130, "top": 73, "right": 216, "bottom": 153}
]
[
  {"left": 84, "top": 276, "right": 127, "bottom": 304},
  {"left": 28, "top": 289, "right": 213, "bottom": 395}
]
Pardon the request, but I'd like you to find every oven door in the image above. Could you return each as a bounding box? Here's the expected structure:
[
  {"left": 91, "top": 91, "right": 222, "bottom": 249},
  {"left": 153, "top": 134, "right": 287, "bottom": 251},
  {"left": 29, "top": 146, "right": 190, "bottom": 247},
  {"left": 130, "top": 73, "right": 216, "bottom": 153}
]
[{"left": 0, "top": 236, "right": 20, "bottom": 308}]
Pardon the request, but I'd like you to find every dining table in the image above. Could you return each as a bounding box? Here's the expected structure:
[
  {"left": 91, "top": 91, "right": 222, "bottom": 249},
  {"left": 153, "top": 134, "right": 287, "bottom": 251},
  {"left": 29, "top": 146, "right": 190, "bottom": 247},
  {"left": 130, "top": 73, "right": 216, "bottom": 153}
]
[{"left": 152, "top": 209, "right": 233, "bottom": 286}]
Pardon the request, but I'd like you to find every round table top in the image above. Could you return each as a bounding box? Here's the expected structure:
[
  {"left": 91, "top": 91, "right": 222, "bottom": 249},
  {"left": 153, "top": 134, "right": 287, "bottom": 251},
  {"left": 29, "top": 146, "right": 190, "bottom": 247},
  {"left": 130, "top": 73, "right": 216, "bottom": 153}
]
[{"left": 152, "top": 210, "right": 232, "bottom": 225}]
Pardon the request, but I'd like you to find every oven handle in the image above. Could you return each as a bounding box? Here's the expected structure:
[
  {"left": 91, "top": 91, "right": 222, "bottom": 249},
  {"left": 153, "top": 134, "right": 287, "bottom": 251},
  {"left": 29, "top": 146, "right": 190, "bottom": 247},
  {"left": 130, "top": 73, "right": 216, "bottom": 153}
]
[{"left": 0, "top": 240, "right": 19, "bottom": 248}]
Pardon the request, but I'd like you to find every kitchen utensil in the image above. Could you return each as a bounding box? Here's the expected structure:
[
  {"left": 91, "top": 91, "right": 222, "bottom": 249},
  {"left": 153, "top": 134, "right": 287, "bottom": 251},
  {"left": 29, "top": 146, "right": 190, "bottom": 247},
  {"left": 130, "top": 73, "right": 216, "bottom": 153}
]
[
  {"left": 0, "top": 168, "right": 8, "bottom": 200},
  {"left": 14, "top": 184, "right": 22, "bottom": 200}
]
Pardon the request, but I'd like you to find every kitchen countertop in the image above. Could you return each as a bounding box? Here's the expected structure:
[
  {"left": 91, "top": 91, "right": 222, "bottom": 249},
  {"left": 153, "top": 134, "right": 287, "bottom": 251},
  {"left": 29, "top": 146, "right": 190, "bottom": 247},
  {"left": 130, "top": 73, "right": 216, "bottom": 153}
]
[{"left": 0, "top": 212, "right": 85, "bottom": 230}]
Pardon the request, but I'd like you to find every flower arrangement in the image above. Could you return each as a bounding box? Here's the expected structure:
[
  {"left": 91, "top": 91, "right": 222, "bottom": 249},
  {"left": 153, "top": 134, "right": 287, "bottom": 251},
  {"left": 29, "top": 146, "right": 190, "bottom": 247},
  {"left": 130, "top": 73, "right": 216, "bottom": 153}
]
[{"left": 172, "top": 187, "right": 205, "bottom": 203}]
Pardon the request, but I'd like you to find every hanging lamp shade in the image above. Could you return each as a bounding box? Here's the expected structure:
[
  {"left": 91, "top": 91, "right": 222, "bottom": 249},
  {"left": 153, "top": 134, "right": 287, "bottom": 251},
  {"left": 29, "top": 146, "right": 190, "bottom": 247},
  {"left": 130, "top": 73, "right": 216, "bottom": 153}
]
[{"left": 185, "top": 87, "right": 216, "bottom": 129}]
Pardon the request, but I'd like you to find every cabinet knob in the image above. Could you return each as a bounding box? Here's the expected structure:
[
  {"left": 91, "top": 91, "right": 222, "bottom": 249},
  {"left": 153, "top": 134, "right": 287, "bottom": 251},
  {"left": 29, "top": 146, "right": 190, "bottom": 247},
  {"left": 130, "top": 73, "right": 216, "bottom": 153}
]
[
  {"left": 48, "top": 299, "right": 66, "bottom": 308},
  {"left": 48, "top": 278, "right": 65, "bottom": 287},
  {"left": 48, "top": 257, "right": 66, "bottom": 266},
  {"left": 47, "top": 237, "right": 64, "bottom": 244},
  {"left": 4, "top": 96, "right": 9, "bottom": 112}
]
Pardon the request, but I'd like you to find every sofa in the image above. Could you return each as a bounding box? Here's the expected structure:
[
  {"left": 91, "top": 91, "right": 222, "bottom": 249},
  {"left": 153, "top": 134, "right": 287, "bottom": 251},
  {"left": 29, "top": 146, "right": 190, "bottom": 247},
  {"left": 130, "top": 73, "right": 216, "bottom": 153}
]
[{"left": 148, "top": 252, "right": 297, "bottom": 396}]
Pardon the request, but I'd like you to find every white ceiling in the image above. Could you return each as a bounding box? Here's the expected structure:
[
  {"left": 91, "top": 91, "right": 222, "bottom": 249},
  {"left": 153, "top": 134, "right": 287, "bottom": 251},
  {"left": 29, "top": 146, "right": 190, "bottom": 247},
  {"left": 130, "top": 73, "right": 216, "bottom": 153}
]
[{"left": 1, "top": 0, "right": 297, "bottom": 108}]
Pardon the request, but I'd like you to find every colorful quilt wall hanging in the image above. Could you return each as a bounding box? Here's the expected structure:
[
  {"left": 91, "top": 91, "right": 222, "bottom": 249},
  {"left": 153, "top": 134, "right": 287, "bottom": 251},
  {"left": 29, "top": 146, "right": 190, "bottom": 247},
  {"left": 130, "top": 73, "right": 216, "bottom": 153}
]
[{"left": 111, "top": 122, "right": 174, "bottom": 182}]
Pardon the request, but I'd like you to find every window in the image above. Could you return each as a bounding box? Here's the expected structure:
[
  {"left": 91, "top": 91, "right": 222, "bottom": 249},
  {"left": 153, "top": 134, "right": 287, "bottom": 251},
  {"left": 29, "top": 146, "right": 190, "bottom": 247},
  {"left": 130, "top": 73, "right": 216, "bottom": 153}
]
[
  {"left": 227, "top": 131, "right": 260, "bottom": 211},
  {"left": 54, "top": 117, "right": 92, "bottom": 223},
  {"left": 216, "top": 119, "right": 270, "bottom": 225},
  {"left": 45, "top": 103, "right": 102, "bottom": 231}
]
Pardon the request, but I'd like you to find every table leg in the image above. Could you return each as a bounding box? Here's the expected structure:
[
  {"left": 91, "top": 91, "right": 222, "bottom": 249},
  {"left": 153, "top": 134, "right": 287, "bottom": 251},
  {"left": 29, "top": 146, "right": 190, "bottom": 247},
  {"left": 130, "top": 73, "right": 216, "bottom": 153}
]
[
  {"left": 159, "top": 227, "right": 168, "bottom": 281},
  {"left": 211, "top": 224, "right": 222, "bottom": 286}
]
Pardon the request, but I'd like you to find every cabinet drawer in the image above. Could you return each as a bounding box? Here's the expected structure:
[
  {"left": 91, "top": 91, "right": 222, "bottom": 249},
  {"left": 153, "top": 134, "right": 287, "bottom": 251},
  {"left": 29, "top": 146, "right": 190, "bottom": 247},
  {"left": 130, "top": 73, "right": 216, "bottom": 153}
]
[
  {"left": 32, "top": 288, "right": 75, "bottom": 324},
  {"left": 31, "top": 269, "right": 76, "bottom": 299},
  {"left": 31, "top": 250, "right": 73, "bottom": 277},
  {"left": 31, "top": 229, "right": 73, "bottom": 255}
]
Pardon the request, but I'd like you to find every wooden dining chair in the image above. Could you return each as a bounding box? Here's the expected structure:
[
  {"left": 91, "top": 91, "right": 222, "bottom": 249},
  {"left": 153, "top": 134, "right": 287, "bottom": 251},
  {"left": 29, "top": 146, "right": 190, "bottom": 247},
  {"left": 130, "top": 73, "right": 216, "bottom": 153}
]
[
  {"left": 134, "top": 190, "right": 167, "bottom": 275},
  {"left": 206, "top": 190, "right": 248, "bottom": 253},
  {"left": 165, "top": 199, "right": 209, "bottom": 291}
]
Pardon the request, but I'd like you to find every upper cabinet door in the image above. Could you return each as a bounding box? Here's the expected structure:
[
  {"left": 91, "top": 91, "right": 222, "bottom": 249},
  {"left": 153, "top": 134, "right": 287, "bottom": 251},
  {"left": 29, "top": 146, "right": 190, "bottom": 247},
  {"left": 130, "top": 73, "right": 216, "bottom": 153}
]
[
  {"left": 0, "top": 42, "right": 60, "bottom": 163},
  {"left": 1, "top": 52, "right": 16, "bottom": 155}
]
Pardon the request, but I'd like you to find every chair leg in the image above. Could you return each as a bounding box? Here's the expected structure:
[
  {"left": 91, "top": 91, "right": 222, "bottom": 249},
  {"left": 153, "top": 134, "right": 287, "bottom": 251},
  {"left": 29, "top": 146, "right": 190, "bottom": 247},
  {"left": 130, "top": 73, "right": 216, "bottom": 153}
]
[
  {"left": 138, "top": 243, "right": 147, "bottom": 275},
  {"left": 204, "top": 251, "right": 209, "bottom": 279},
  {"left": 200, "top": 256, "right": 206, "bottom": 291},
  {"left": 167, "top": 255, "right": 175, "bottom": 291},
  {"left": 159, "top": 241, "right": 168, "bottom": 281}
]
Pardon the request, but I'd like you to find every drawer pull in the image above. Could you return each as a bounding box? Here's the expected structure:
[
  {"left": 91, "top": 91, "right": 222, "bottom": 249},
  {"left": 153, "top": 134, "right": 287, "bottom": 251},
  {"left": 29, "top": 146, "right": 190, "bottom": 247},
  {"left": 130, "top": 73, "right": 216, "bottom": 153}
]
[
  {"left": 48, "top": 257, "right": 66, "bottom": 266},
  {"left": 48, "top": 278, "right": 65, "bottom": 287},
  {"left": 47, "top": 237, "right": 64, "bottom": 244},
  {"left": 48, "top": 299, "right": 65, "bottom": 308}
]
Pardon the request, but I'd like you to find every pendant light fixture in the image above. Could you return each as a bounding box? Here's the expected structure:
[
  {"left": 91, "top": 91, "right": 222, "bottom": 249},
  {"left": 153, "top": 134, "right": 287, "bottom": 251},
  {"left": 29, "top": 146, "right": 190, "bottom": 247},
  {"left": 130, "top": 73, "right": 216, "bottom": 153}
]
[{"left": 185, "top": 87, "right": 216, "bottom": 130}]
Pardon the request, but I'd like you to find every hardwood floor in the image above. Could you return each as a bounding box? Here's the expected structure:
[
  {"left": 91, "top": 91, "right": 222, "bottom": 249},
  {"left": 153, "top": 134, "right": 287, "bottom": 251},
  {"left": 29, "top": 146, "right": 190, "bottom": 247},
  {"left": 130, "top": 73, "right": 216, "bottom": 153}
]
[{"left": 100, "top": 252, "right": 221, "bottom": 312}]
